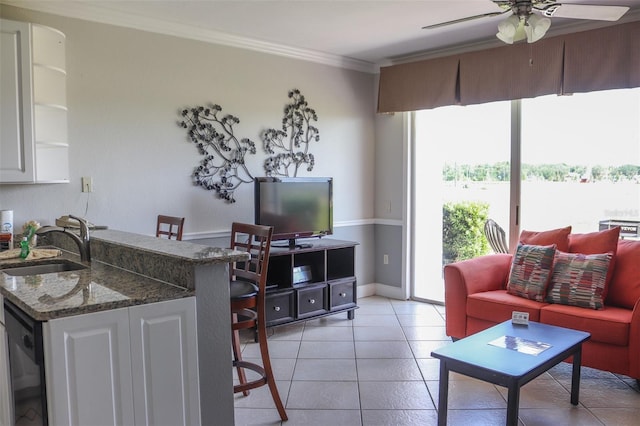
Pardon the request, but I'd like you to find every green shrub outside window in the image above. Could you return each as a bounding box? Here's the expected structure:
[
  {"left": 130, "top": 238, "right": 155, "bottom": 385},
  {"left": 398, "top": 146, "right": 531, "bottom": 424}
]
[{"left": 443, "top": 201, "right": 490, "bottom": 263}]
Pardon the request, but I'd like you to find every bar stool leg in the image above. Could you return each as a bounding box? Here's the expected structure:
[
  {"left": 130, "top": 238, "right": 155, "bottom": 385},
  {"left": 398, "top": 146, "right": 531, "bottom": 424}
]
[
  {"left": 232, "top": 314, "right": 250, "bottom": 396},
  {"left": 256, "top": 319, "right": 288, "bottom": 421}
]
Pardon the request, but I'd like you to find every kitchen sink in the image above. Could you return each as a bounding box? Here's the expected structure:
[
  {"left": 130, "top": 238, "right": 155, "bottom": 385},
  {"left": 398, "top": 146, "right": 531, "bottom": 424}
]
[{"left": 1, "top": 260, "right": 87, "bottom": 276}]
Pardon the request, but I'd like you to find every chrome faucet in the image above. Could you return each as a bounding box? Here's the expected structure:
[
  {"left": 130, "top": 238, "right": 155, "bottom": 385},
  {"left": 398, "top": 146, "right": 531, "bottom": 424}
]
[{"left": 36, "top": 215, "right": 91, "bottom": 262}]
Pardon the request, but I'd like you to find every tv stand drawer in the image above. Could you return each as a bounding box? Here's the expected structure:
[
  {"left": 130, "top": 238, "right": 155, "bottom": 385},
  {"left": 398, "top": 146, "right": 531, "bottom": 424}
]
[
  {"left": 266, "top": 291, "right": 295, "bottom": 325},
  {"left": 329, "top": 279, "right": 356, "bottom": 310},
  {"left": 297, "top": 284, "right": 328, "bottom": 318}
]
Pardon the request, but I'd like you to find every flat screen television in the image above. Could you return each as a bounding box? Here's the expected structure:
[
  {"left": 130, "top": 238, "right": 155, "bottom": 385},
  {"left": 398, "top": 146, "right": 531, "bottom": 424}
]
[{"left": 254, "top": 177, "right": 333, "bottom": 248}]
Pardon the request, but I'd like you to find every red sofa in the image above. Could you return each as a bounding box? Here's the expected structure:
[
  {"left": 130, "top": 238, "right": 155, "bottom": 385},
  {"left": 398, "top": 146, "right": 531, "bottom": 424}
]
[{"left": 444, "top": 227, "right": 640, "bottom": 382}]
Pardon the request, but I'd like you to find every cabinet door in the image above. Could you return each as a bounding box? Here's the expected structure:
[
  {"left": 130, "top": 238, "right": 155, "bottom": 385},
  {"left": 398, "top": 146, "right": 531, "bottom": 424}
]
[
  {"left": 0, "top": 296, "right": 13, "bottom": 426},
  {"left": 0, "top": 324, "right": 10, "bottom": 426},
  {"left": 0, "top": 19, "right": 35, "bottom": 182},
  {"left": 44, "top": 308, "right": 135, "bottom": 426},
  {"left": 129, "top": 298, "right": 201, "bottom": 426}
]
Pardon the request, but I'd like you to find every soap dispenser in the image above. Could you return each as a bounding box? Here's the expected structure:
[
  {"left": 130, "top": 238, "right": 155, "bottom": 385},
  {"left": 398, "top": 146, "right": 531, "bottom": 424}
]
[{"left": 19, "top": 237, "right": 30, "bottom": 259}]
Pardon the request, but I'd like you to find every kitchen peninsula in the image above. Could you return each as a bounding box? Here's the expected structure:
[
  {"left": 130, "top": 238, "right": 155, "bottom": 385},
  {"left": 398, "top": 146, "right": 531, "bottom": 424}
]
[{"left": 0, "top": 229, "right": 248, "bottom": 426}]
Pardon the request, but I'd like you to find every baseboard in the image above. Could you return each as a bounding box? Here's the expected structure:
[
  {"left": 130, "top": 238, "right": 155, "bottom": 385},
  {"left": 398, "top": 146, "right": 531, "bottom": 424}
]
[
  {"left": 356, "top": 283, "right": 377, "bottom": 298},
  {"left": 357, "top": 283, "right": 408, "bottom": 301},
  {"left": 374, "top": 283, "right": 409, "bottom": 300}
]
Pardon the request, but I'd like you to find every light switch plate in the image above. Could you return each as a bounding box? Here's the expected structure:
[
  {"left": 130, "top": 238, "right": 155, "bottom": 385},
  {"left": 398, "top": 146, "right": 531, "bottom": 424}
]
[
  {"left": 512, "top": 311, "right": 529, "bottom": 325},
  {"left": 81, "top": 176, "right": 93, "bottom": 193}
]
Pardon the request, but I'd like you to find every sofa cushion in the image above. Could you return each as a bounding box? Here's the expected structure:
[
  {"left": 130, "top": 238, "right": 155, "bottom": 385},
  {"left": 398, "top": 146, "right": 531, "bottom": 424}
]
[
  {"left": 546, "top": 251, "right": 612, "bottom": 310},
  {"left": 568, "top": 227, "right": 620, "bottom": 299},
  {"left": 507, "top": 243, "right": 556, "bottom": 302},
  {"left": 468, "top": 290, "right": 546, "bottom": 323},
  {"left": 519, "top": 226, "right": 571, "bottom": 252},
  {"left": 540, "top": 304, "right": 631, "bottom": 346},
  {"left": 607, "top": 239, "right": 640, "bottom": 309}
]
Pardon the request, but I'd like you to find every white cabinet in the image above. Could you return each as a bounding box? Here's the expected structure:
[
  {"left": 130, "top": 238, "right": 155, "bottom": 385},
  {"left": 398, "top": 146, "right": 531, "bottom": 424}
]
[
  {"left": 0, "top": 19, "right": 35, "bottom": 182},
  {"left": 0, "top": 18, "right": 69, "bottom": 183},
  {"left": 44, "top": 297, "right": 200, "bottom": 426},
  {"left": 0, "top": 295, "right": 13, "bottom": 426},
  {"left": 44, "top": 307, "right": 135, "bottom": 426},
  {"left": 129, "top": 299, "right": 201, "bottom": 426}
]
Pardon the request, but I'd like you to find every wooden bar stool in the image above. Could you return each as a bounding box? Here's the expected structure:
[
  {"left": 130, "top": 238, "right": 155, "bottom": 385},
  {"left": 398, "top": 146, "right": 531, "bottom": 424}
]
[
  {"left": 229, "top": 222, "right": 287, "bottom": 421},
  {"left": 156, "top": 215, "right": 185, "bottom": 240}
]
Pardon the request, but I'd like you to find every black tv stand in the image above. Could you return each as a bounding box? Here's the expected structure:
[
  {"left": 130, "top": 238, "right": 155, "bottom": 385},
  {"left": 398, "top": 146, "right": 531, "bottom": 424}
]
[{"left": 265, "top": 239, "right": 358, "bottom": 328}]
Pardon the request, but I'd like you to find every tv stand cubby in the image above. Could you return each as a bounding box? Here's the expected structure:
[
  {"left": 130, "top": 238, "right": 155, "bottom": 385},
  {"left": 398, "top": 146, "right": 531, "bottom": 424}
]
[{"left": 265, "top": 239, "right": 358, "bottom": 327}]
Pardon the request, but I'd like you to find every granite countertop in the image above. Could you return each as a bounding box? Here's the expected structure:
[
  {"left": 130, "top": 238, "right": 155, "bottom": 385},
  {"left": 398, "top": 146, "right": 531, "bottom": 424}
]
[
  {"left": 0, "top": 229, "right": 250, "bottom": 321},
  {"left": 0, "top": 250, "right": 192, "bottom": 321},
  {"left": 91, "top": 229, "right": 244, "bottom": 263},
  {"left": 90, "top": 229, "right": 249, "bottom": 290}
]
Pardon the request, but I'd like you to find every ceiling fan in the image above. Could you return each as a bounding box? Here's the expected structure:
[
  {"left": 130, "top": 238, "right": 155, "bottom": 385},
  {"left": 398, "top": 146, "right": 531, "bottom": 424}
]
[{"left": 423, "top": 1, "right": 630, "bottom": 44}]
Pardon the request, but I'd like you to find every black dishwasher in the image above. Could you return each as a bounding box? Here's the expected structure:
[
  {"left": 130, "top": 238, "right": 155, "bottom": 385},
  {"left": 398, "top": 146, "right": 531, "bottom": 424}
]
[{"left": 4, "top": 300, "right": 47, "bottom": 426}]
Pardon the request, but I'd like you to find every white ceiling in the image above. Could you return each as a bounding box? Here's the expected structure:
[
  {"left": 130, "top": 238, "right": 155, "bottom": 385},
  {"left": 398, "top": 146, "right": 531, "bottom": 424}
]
[{"left": 4, "top": 0, "right": 640, "bottom": 72}]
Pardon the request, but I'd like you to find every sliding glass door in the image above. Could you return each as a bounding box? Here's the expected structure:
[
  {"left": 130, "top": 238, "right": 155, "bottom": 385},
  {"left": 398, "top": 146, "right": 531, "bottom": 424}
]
[
  {"left": 413, "top": 102, "right": 511, "bottom": 302},
  {"left": 412, "top": 88, "right": 639, "bottom": 303},
  {"left": 521, "top": 89, "right": 640, "bottom": 234}
]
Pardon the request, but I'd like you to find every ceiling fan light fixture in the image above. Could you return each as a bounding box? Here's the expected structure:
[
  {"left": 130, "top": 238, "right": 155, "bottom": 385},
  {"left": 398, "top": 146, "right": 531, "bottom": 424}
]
[
  {"left": 524, "top": 14, "right": 551, "bottom": 43},
  {"left": 496, "top": 14, "right": 521, "bottom": 44}
]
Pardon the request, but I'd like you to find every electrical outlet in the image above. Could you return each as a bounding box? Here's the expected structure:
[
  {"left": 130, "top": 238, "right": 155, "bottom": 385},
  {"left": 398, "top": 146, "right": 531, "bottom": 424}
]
[
  {"left": 383, "top": 254, "right": 389, "bottom": 265},
  {"left": 81, "top": 176, "right": 93, "bottom": 193}
]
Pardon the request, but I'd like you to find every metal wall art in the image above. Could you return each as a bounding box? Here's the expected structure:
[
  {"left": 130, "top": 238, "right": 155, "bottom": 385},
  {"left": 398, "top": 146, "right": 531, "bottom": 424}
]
[
  {"left": 179, "top": 89, "right": 320, "bottom": 204},
  {"left": 263, "top": 89, "right": 319, "bottom": 177},
  {"left": 179, "top": 105, "right": 256, "bottom": 203}
]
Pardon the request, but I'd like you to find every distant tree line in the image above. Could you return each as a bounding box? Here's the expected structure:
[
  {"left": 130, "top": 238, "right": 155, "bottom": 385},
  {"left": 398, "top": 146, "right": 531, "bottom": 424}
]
[{"left": 443, "top": 162, "right": 640, "bottom": 183}]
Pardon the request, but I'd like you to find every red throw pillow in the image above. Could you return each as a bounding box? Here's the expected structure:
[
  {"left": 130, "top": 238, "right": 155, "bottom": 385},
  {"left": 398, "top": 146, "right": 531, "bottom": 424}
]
[
  {"left": 547, "top": 250, "right": 612, "bottom": 310},
  {"left": 507, "top": 243, "right": 556, "bottom": 302},
  {"left": 606, "top": 239, "right": 640, "bottom": 309},
  {"left": 519, "top": 226, "right": 572, "bottom": 252},
  {"left": 568, "top": 227, "right": 620, "bottom": 300}
]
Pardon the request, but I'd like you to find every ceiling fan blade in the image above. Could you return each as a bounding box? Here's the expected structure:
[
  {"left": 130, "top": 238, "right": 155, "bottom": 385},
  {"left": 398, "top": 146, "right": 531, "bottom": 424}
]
[
  {"left": 540, "top": 4, "right": 629, "bottom": 21},
  {"left": 422, "top": 10, "right": 508, "bottom": 30}
]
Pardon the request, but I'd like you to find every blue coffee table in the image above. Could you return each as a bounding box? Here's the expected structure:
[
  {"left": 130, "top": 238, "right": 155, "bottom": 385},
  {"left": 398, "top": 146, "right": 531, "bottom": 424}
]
[{"left": 431, "top": 320, "right": 590, "bottom": 426}]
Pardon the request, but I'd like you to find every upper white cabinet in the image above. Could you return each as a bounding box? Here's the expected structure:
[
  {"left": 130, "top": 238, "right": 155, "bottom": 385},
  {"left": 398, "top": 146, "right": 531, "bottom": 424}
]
[{"left": 0, "top": 18, "right": 69, "bottom": 183}]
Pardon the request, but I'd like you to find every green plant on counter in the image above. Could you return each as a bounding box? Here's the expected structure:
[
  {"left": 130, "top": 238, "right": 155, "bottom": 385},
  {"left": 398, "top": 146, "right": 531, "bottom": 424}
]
[{"left": 442, "top": 201, "right": 490, "bottom": 264}]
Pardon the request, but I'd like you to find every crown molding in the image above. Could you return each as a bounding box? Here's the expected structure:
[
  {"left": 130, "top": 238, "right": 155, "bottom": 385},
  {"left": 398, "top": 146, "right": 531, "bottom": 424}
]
[{"left": 2, "top": 0, "right": 377, "bottom": 74}]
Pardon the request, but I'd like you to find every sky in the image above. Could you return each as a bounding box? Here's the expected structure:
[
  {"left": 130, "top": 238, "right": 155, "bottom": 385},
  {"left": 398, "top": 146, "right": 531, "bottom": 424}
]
[{"left": 417, "top": 87, "right": 640, "bottom": 167}]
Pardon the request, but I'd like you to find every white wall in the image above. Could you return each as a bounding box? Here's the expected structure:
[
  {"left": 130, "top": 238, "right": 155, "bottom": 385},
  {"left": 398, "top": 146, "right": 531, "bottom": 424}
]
[{"left": 0, "top": 5, "right": 375, "bottom": 239}]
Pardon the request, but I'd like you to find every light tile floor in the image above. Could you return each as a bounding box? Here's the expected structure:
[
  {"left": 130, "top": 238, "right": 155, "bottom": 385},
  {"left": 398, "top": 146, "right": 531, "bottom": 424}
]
[{"left": 234, "top": 296, "right": 640, "bottom": 426}]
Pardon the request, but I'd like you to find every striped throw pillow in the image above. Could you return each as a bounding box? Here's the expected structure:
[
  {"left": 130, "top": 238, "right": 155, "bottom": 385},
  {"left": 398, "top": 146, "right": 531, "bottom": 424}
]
[
  {"left": 507, "top": 243, "right": 556, "bottom": 302},
  {"left": 546, "top": 251, "right": 613, "bottom": 310}
]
